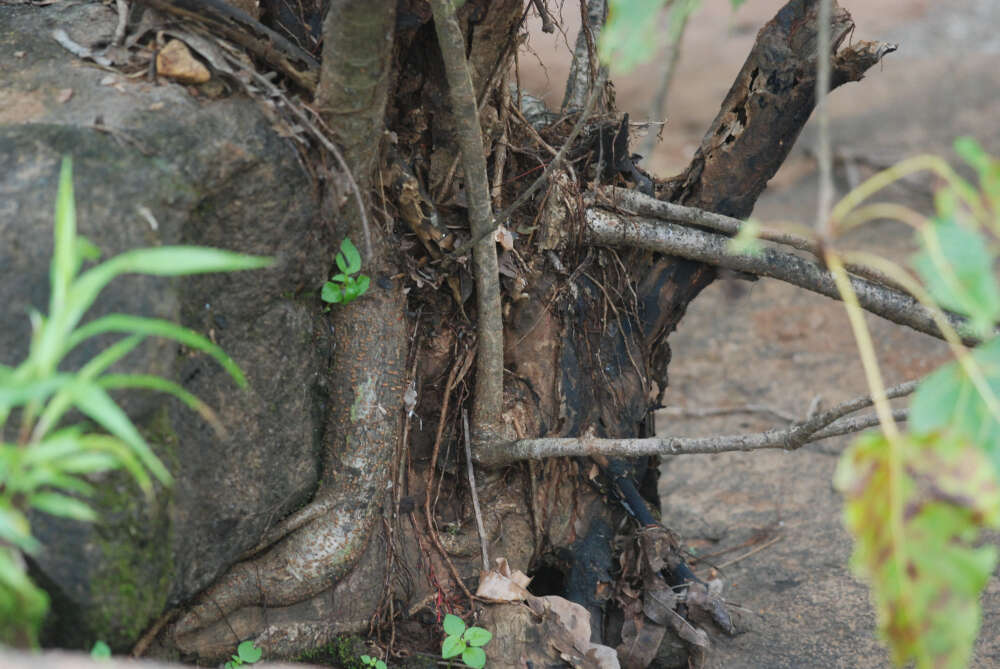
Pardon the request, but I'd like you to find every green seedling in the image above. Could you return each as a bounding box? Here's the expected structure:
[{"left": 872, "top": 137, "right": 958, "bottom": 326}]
[
  {"left": 440, "top": 613, "right": 491, "bottom": 669},
  {"left": 225, "top": 640, "right": 263, "bottom": 668},
  {"left": 321, "top": 237, "right": 370, "bottom": 306},
  {"left": 90, "top": 640, "right": 111, "bottom": 660},
  {"left": 360, "top": 654, "right": 387, "bottom": 669}
]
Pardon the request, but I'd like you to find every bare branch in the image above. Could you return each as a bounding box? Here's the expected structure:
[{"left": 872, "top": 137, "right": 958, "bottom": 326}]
[
  {"left": 640, "top": 0, "right": 694, "bottom": 159},
  {"left": 585, "top": 207, "right": 975, "bottom": 342},
  {"left": 463, "top": 410, "right": 490, "bottom": 572},
  {"left": 429, "top": 0, "right": 504, "bottom": 445},
  {"left": 602, "top": 186, "right": 905, "bottom": 291},
  {"left": 815, "top": 0, "right": 834, "bottom": 239},
  {"left": 563, "top": 0, "right": 607, "bottom": 111},
  {"left": 491, "top": 384, "right": 915, "bottom": 462}
]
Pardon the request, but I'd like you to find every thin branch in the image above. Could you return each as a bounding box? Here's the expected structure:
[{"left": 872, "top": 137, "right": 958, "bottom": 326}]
[
  {"left": 602, "top": 186, "right": 905, "bottom": 291},
  {"left": 640, "top": 0, "right": 694, "bottom": 159},
  {"left": 661, "top": 404, "right": 800, "bottom": 424},
  {"left": 815, "top": 0, "right": 834, "bottom": 239},
  {"left": 430, "top": 0, "right": 504, "bottom": 445},
  {"left": 563, "top": 0, "right": 607, "bottom": 111},
  {"left": 491, "top": 384, "right": 915, "bottom": 463},
  {"left": 463, "top": 410, "right": 490, "bottom": 572},
  {"left": 584, "top": 208, "right": 977, "bottom": 342}
]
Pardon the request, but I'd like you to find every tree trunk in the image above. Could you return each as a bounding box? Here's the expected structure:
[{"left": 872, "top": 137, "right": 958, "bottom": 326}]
[{"left": 12, "top": 0, "right": 890, "bottom": 664}]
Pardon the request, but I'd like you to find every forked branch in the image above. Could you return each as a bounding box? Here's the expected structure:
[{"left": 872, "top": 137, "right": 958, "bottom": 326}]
[{"left": 488, "top": 382, "right": 916, "bottom": 463}]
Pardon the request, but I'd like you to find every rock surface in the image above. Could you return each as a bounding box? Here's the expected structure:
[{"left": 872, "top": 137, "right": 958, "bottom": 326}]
[{"left": 1, "top": 3, "right": 330, "bottom": 651}]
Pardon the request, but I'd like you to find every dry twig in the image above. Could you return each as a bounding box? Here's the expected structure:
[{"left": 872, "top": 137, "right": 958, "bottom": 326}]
[
  {"left": 484, "top": 382, "right": 915, "bottom": 463},
  {"left": 463, "top": 411, "right": 490, "bottom": 571}
]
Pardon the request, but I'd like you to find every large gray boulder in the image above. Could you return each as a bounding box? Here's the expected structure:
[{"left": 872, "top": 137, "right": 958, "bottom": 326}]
[{"left": 1, "top": 3, "right": 331, "bottom": 651}]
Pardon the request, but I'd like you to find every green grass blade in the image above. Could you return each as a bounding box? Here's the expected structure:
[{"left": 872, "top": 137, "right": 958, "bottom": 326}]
[
  {"left": 32, "top": 335, "right": 145, "bottom": 442},
  {"left": 64, "top": 314, "right": 248, "bottom": 387},
  {"left": 99, "top": 373, "right": 224, "bottom": 435},
  {"left": 49, "top": 157, "right": 76, "bottom": 319},
  {"left": 57, "top": 247, "right": 272, "bottom": 343},
  {"left": 0, "top": 375, "right": 73, "bottom": 408},
  {"left": 0, "top": 508, "right": 40, "bottom": 554},
  {"left": 71, "top": 383, "right": 171, "bottom": 488},
  {"left": 27, "top": 492, "right": 98, "bottom": 522},
  {"left": 77, "top": 434, "right": 150, "bottom": 491}
]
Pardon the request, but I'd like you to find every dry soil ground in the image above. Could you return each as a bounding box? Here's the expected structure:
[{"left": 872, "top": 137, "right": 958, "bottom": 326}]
[{"left": 521, "top": 1, "right": 1000, "bottom": 666}]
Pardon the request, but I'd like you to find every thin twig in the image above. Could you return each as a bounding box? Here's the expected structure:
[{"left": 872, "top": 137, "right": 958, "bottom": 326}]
[
  {"left": 640, "top": 0, "right": 693, "bottom": 159},
  {"left": 463, "top": 410, "right": 490, "bottom": 571},
  {"left": 661, "top": 404, "right": 800, "bottom": 424},
  {"left": 815, "top": 0, "right": 834, "bottom": 240},
  {"left": 483, "top": 382, "right": 915, "bottom": 464},
  {"left": 716, "top": 535, "right": 784, "bottom": 570}
]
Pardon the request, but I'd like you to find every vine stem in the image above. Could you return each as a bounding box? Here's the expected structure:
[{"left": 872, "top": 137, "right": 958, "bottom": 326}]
[{"left": 825, "top": 250, "right": 908, "bottom": 608}]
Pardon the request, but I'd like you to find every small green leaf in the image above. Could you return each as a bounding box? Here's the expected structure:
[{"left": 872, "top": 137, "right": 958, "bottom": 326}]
[
  {"left": 90, "top": 640, "right": 111, "bottom": 660},
  {"left": 27, "top": 492, "right": 97, "bottom": 522},
  {"left": 237, "top": 640, "right": 262, "bottom": 663},
  {"left": 443, "top": 613, "right": 467, "bottom": 637},
  {"left": 462, "top": 646, "right": 486, "bottom": 669},
  {"left": 464, "top": 626, "right": 492, "bottom": 647},
  {"left": 360, "top": 656, "right": 374, "bottom": 666},
  {"left": 600, "top": 0, "right": 670, "bottom": 74},
  {"left": 355, "top": 274, "right": 370, "bottom": 297},
  {"left": 340, "top": 238, "right": 363, "bottom": 275},
  {"left": 910, "top": 336, "right": 1000, "bottom": 469},
  {"left": 343, "top": 279, "right": 363, "bottom": 303},
  {"left": 441, "top": 634, "right": 465, "bottom": 660},
  {"left": 912, "top": 217, "right": 1000, "bottom": 337},
  {"left": 75, "top": 235, "right": 102, "bottom": 269},
  {"left": 321, "top": 282, "right": 343, "bottom": 304},
  {"left": 376, "top": 661, "right": 387, "bottom": 669},
  {"left": 330, "top": 273, "right": 348, "bottom": 283},
  {"left": 335, "top": 252, "right": 348, "bottom": 274}
]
